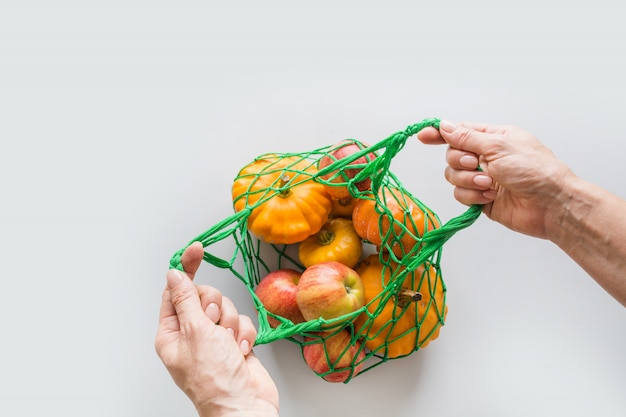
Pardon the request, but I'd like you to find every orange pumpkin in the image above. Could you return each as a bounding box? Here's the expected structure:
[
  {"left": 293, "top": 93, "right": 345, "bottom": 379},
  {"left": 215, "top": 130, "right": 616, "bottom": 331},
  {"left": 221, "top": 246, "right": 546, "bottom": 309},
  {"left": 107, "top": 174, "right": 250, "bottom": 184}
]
[
  {"left": 354, "top": 254, "right": 447, "bottom": 358},
  {"left": 232, "top": 154, "right": 333, "bottom": 244},
  {"left": 298, "top": 218, "right": 363, "bottom": 269},
  {"left": 352, "top": 186, "right": 440, "bottom": 259},
  {"left": 330, "top": 197, "right": 357, "bottom": 219}
]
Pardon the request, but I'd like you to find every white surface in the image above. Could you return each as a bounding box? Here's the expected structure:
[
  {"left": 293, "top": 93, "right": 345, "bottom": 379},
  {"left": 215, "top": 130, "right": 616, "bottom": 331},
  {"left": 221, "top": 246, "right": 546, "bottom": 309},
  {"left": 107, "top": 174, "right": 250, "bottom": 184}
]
[{"left": 1, "top": 1, "right": 625, "bottom": 416}]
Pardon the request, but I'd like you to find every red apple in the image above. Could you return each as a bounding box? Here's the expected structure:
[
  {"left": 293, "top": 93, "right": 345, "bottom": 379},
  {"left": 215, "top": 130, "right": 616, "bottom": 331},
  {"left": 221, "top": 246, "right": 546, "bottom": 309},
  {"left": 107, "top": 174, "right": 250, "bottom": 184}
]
[
  {"left": 296, "top": 261, "right": 365, "bottom": 322},
  {"left": 254, "top": 269, "right": 305, "bottom": 328},
  {"left": 318, "top": 139, "right": 377, "bottom": 200},
  {"left": 303, "top": 330, "right": 366, "bottom": 382}
]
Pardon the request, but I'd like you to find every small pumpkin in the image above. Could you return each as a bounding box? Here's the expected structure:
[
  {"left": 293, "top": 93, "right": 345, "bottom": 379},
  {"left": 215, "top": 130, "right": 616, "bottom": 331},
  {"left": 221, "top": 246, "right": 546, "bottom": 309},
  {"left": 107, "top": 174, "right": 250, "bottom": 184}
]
[
  {"left": 232, "top": 154, "right": 333, "bottom": 244},
  {"left": 330, "top": 197, "right": 357, "bottom": 219},
  {"left": 352, "top": 186, "right": 440, "bottom": 259},
  {"left": 298, "top": 218, "right": 363, "bottom": 269},
  {"left": 354, "top": 254, "right": 447, "bottom": 358}
]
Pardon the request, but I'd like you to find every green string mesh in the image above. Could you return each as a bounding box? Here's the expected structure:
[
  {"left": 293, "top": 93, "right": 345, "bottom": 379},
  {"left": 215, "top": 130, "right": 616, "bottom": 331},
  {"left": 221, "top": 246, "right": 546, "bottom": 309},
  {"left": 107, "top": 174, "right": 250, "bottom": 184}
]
[{"left": 169, "top": 117, "right": 482, "bottom": 383}]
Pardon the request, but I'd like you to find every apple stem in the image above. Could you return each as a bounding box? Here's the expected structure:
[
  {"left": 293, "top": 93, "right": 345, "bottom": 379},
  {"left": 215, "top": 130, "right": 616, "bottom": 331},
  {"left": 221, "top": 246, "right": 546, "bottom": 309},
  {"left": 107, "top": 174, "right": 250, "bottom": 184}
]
[{"left": 397, "top": 289, "right": 422, "bottom": 307}]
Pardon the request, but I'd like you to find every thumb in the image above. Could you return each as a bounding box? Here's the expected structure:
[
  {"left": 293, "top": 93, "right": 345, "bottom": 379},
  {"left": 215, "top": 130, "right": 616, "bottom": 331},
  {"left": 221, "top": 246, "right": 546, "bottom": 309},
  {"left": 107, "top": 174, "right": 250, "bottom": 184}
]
[
  {"left": 439, "top": 120, "right": 495, "bottom": 155},
  {"left": 167, "top": 268, "right": 204, "bottom": 324}
]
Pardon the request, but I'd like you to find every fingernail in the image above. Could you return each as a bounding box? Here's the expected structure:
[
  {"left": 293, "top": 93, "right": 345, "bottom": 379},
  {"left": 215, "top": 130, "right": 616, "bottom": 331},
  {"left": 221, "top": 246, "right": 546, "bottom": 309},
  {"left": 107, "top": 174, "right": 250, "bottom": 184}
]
[
  {"left": 226, "top": 327, "right": 234, "bottom": 336},
  {"left": 439, "top": 119, "right": 457, "bottom": 133},
  {"left": 205, "top": 303, "right": 220, "bottom": 322},
  {"left": 473, "top": 174, "right": 493, "bottom": 188},
  {"left": 460, "top": 155, "right": 478, "bottom": 168},
  {"left": 167, "top": 269, "right": 184, "bottom": 289},
  {"left": 240, "top": 339, "right": 250, "bottom": 354}
]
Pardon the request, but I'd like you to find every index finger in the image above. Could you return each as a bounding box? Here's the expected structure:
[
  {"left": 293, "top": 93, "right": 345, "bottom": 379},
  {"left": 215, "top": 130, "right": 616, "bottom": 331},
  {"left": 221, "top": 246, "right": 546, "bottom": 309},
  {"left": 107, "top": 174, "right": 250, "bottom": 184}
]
[{"left": 416, "top": 126, "right": 445, "bottom": 145}]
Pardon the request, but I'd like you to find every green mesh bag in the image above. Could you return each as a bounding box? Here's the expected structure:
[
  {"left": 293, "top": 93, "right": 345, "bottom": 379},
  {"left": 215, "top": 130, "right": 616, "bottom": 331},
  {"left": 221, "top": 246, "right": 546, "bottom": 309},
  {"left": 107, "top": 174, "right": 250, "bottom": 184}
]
[{"left": 169, "top": 117, "right": 482, "bottom": 383}]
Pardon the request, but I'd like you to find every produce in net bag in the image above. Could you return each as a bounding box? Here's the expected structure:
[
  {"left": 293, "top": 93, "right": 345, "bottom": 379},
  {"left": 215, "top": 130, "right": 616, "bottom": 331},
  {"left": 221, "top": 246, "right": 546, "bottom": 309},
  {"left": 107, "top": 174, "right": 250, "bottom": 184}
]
[{"left": 169, "top": 117, "right": 482, "bottom": 383}]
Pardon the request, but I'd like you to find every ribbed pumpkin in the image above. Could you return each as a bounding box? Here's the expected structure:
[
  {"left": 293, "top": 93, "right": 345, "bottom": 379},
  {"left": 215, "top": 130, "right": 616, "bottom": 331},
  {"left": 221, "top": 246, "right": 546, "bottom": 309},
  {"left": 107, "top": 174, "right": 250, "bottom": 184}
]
[
  {"left": 232, "top": 154, "right": 333, "bottom": 244},
  {"left": 354, "top": 254, "right": 447, "bottom": 358},
  {"left": 298, "top": 218, "right": 363, "bottom": 269}
]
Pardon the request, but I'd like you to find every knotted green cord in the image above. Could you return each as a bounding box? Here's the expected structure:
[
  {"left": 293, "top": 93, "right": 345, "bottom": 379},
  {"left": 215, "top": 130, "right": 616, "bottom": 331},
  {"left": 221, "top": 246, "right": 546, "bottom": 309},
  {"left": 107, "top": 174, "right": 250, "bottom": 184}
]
[{"left": 169, "top": 117, "right": 482, "bottom": 381}]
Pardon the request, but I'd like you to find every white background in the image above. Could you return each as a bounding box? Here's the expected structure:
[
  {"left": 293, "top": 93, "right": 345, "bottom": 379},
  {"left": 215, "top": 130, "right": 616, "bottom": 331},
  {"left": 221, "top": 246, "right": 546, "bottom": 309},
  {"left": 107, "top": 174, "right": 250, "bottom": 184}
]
[{"left": 1, "top": 1, "right": 625, "bottom": 416}]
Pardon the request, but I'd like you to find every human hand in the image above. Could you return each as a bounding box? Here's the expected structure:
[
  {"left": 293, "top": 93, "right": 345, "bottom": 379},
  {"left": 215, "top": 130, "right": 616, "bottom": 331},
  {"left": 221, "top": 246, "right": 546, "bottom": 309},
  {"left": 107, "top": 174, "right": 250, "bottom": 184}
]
[
  {"left": 417, "top": 121, "right": 575, "bottom": 239},
  {"left": 155, "top": 242, "right": 279, "bottom": 417}
]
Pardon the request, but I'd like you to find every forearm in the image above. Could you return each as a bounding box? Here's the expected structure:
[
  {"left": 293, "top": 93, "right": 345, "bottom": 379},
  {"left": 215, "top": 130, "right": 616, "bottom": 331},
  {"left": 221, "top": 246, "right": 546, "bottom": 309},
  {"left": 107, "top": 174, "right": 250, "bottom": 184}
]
[
  {"left": 196, "top": 396, "right": 279, "bottom": 417},
  {"left": 546, "top": 176, "right": 626, "bottom": 307}
]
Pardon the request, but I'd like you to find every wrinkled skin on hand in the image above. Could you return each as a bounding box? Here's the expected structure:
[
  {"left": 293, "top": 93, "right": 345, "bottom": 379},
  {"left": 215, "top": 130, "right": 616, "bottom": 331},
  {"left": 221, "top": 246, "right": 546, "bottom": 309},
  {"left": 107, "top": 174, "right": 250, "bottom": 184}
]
[{"left": 418, "top": 121, "right": 573, "bottom": 239}]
